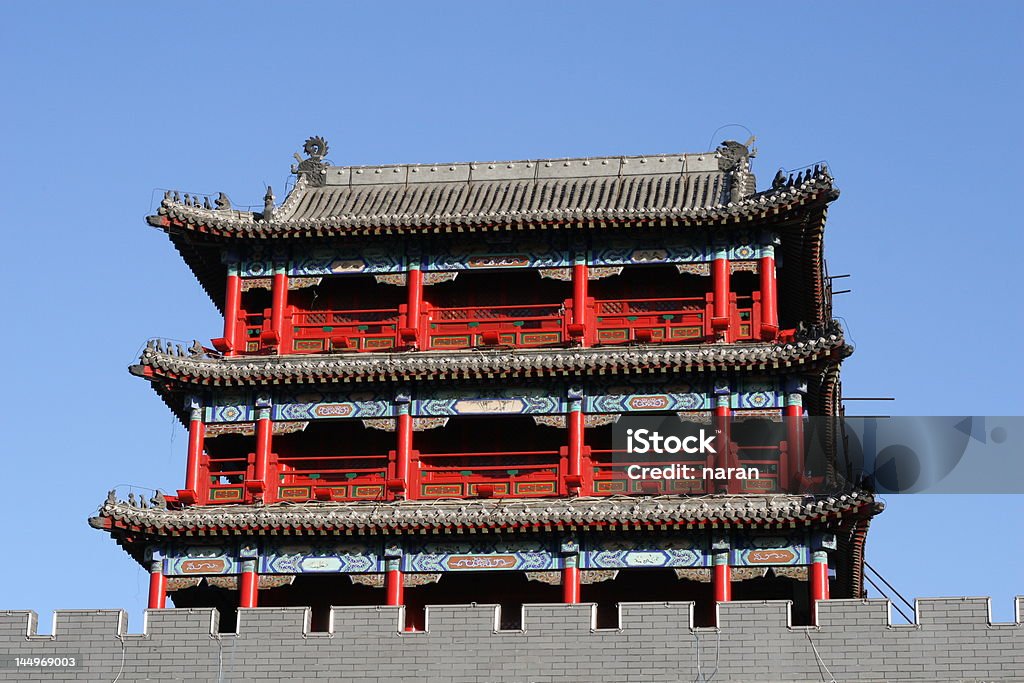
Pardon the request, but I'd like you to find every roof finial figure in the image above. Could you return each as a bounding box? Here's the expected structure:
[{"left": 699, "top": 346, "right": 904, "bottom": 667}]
[
  {"left": 772, "top": 169, "right": 786, "bottom": 189},
  {"left": 262, "top": 186, "right": 276, "bottom": 221},
  {"left": 214, "top": 192, "right": 231, "bottom": 210},
  {"left": 291, "top": 135, "right": 330, "bottom": 187}
]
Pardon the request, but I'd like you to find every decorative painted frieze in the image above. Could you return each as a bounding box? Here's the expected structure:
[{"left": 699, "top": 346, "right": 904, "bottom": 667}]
[
  {"left": 581, "top": 535, "right": 709, "bottom": 569},
  {"left": 413, "top": 387, "right": 566, "bottom": 416},
  {"left": 586, "top": 380, "right": 710, "bottom": 413},
  {"left": 403, "top": 539, "right": 557, "bottom": 572},
  {"left": 425, "top": 240, "right": 570, "bottom": 271},
  {"left": 261, "top": 542, "right": 383, "bottom": 574},
  {"left": 273, "top": 390, "right": 393, "bottom": 421},
  {"left": 163, "top": 545, "right": 238, "bottom": 576},
  {"left": 729, "top": 532, "right": 810, "bottom": 567}
]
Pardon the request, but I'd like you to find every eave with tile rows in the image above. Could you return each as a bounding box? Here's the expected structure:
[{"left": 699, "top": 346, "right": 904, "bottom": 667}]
[
  {"left": 132, "top": 325, "right": 850, "bottom": 389},
  {"left": 91, "top": 491, "right": 881, "bottom": 538}
]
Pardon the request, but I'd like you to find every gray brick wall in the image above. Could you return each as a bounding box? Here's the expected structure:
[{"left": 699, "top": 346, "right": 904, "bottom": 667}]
[{"left": 0, "top": 598, "right": 1020, "bottom": 682}]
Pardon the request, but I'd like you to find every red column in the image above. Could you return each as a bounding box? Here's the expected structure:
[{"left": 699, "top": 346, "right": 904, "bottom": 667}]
[
  {"left": 571, "top": 259, "right": 589, "bottom": 346},
  {"left": 249, "top": 401, "right": 272, "bottom": 499},
  {"left": 810, "top": 549, "right": 830, "bottom": 620},
  {"left": 711, "top": 246, "right": 730, "bottom": 336},
  {"left": 223, "top": 265, "right": 242, "bottom": 356},
  {"left": 713, "top": 554, "right": 731, "bottom": 603},
  {"left": 239, "top": 559, "right": 258, "bottom": 608},
  {"left": 270, "top": 267, "right": 289, "bottom": 350},
  {"left": 148, "top": 561, "right": 167, "bottom": 609},
  {"left": 405, "top": 265, "right": 423, "bottom": 347},
  {"left": 184, "top": 404, "right": 205, "bottom": 496},
  {"left": 562, "top": 564, "right": 580, "bottom": 604},
  {"left": 713, "top": 385, "right": 732, "bottom": 493},
  {"left": 785, "top": 379, "right": 806, "bottom": 492},
  {"left": 759, "top": 243, "right": 779, "bottom": 340},
  {"left": 566, "top": 396, "right": 584, "bottom": 493},
  {"left": 386, "top": 558, "right": 404, "bottom": 607},
  {"left": 395, "top": 404, "right": 412, "bottom": 498},
  {"left": 561, "top": 538, "right": 581, "bottom": 604}
]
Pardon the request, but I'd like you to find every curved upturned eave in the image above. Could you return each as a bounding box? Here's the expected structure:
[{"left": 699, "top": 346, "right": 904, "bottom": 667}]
[
  {"left": 130, "top": 331, "right": 851, "bottom": 389},
  {"left": 90, "top": 490, "right": 882, "bottom": 539},
  {"left": 147, "top": 175, "right": 837, "bottom": 240}
]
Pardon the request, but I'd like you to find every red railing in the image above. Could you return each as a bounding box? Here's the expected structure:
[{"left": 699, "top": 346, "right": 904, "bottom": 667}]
[
  {"left": 274, "top": 452, "right": 389, "bottom": 502},
  {"left": 424, "top": 302, "right": 567, "bottom": 350},
  {"left": 592, "top": 296, "right": 708, "bottom": 345},
  {"left": 227, "top": 289, "right": 766, "bottom": 355},
  {"left": 415, "top": 449, "right": 562, "bottom": 498},
  {"left": 730, "top": 443, "right": 782, "bottom": 493},
  {"left": 199, "top": 456, "right": 248, "bottom": 504},
  {"left": 588, "top": 447, "right": 713, "bottom": 496},
  {"left": 187, "top": 434, "right": 796, "bottom": 505},
  {"left": 240, "top": 312, "right": 266, "bottom": 354},
  {"left": 290, "top": 307, "right": 401, "bottom": 353}
]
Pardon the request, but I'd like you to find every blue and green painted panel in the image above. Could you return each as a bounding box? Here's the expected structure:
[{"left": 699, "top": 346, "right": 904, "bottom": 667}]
[
  {"left": 413, "top": 387, "right": 566, "bottom": 416},
  {"left": 260, "top": 542, "right": 383, "bottom": 574},
  {"left": 425, "top": 240, "right": 570, "bottom": 271},
  {"left": 732, "top": 378, "right": 784, "bottom": 410},
  {"left": 289, "top": 246, "right": 405, "bottom": 276},
  {"left": 586, "top": 380, "right": 710, "bottom": 413},
  {"left": 273, "top": 389, "right": 394, "bottom": 421},
  {"left": 204, "top": 392, "right": 254, "bottom": 423},
  {"left": 163, "top": 545, "right": 238, "bottom": 576},
  {"left": 730, "top": 532, "right": 810, "bottom": 566},
  {"left": 404, "top": 539, "right": 558, "bottom": 572},
  {"left": 581, "top": 534, "right": 709, "bottom": 569}
]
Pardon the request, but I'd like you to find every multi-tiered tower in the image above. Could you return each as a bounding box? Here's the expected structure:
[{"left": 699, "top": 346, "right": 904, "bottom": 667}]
[{"left": 92, "top": 137, "right": 880, "bottom": 631}]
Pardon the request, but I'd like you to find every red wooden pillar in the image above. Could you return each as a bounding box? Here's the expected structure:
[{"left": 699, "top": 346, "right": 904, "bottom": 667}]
[
  {"left": 561, "top": 539, "right": 580, "bottom": 604},
  {"left": 147, "top": 560, "right": 167, "bottom": 609},
  {"left": 571, "top": 256, "right": 589, "bottom": 346},
  {"left": 248, "top": 397, "right": 272, "bottom": 500},
  {"left": 713, "top": 382, "right": 732, "bottom": 493},
  {"left": 223, "top": 264, "right": 242, "bottom": 356},
  {"left": 394, "top": 398, "right": 413, "bottom": 499},
  {"left": 261, "top": 265, "right": 289, "bottom": 350},
  {"left": 385, "top": 547, "right": 404, "bottom": 607},
  {"left": 711, "top": 245, "right": 730, "bottom": 338},
  {"left": 239, "top": 559, "right": 258, "bottom": 609},
  {"left": 566, "top": 392, "right": 584, "bottom": 494},
  {"left": 712, "top": 553, "right": 731, "bottom": 603},
  {"left": 785, "top": 378, "right": 807, "bottom": 492},
  {"left": 184, "top": 402, "right": 204, "bottom": 496},
  {"left": 404, "top": 264, "right": 423, "bottom": 348},
  {"left": 809, "top": 532, "right": 835, "bottom": 625},
  {"left": 810, "top": 551, "right": 829, "bottom": 603},
  {"left": 759, "top": 242, "right": 779, "bottom": 340}
]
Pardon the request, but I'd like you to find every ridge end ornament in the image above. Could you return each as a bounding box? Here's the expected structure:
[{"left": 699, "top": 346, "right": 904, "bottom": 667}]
[{"left": 292, "top": 135, "right": 330, "bottom": 187}]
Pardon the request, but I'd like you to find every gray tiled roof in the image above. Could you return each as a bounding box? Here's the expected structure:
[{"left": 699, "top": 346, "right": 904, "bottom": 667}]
[
  {"left": 148, "top": 144, "right": 835, "bottom": 237},
  {"left": 133, "top": 323, "right": 849, "bottom": 386},
  {"left": 91, "top": 491, "right": 881, "bottom": 536}
]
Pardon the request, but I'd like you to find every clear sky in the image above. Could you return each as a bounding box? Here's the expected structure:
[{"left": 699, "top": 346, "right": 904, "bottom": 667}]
[{"left": 0, "top": 2, "right": 1021, "bottom": 628}]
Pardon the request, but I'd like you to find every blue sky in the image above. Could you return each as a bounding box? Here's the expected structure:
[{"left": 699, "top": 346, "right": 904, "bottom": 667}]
[{"left": 0, "top": 2, "right": 1021, "bottom": 627}]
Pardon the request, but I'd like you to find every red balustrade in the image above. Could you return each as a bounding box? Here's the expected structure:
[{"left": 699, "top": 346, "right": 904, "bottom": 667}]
[
  {"left": 187, "top": 434, "right": 797, "bottom": 506},
  {"left": 274, "top": 452, "right": 389, "bottom": 502},
  {"left": 415, "top": 449, "right": 562, "bottom": 499},
  {"left": 290, "top": 307, "right": 401, "bottom": 353},
  {"left": 227, "top": 290, "right": 767, "bottom": 355},
  {"left": 589, "top": 448, "right": 713, "bottom": 496},
  {"left": 592, "top": 296, "right": 709, "bottom": 345},
  {"left": 424, "top": 302, "right": 567, "bottom": 350}
]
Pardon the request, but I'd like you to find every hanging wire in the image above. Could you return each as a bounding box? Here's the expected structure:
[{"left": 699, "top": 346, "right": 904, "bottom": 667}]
[{"left": 805, "top": 630, "right": 837, "bottom": 683}]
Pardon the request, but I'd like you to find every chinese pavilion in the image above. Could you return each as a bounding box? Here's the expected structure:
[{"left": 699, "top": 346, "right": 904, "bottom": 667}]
[{"left": 91, "top": 137, "right": 881, "bottom": 631}]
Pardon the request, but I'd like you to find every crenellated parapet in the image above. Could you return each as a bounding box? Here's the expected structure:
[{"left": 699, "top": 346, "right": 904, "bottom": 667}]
[{"left": 1, "top": 598, "right": 1020, "bottom": 682}]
